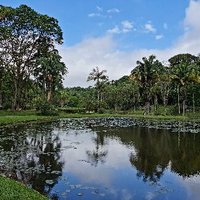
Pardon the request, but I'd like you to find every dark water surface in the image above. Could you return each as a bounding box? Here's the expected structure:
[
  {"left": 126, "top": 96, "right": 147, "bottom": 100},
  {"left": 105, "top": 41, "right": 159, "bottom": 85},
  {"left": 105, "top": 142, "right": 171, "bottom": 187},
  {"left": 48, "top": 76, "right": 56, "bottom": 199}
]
[{"left": 0, "top": 118, "right": 200, "bottom": 200}]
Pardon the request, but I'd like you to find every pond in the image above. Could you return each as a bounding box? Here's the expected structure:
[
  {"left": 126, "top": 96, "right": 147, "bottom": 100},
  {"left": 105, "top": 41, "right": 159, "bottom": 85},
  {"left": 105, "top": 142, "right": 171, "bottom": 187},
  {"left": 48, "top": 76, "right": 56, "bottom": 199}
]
[{"left": 0, "top": 118, "right": 200, "bottom": 200}]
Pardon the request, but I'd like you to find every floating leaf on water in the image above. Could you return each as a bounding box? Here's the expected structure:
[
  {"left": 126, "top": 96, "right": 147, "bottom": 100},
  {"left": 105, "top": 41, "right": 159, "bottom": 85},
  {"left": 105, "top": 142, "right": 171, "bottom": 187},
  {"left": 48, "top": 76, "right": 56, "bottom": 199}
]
[
  {"left": 51, "top": 170, "right": 62, "bottom": 175},
  {"left": 45, "top": 180, "right": 55, "bottom": 185}
]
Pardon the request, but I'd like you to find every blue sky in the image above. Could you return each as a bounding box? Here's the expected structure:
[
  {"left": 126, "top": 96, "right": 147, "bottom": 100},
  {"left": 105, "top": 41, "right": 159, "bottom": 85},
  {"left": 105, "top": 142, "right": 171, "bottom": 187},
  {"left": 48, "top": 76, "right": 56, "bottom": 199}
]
[
  {"left": 1, "top": 0, "right": 189, "bottom": 49},
  {"left": 1, "top": 0, "right": 199, "bottom": 87}
]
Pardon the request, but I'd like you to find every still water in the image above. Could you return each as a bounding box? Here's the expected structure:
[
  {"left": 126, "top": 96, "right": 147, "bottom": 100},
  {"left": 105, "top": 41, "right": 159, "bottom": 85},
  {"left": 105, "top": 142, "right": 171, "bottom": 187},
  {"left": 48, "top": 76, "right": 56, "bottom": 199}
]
[{"left": 0, "top": 118, "right": 200, "bottom": 200}]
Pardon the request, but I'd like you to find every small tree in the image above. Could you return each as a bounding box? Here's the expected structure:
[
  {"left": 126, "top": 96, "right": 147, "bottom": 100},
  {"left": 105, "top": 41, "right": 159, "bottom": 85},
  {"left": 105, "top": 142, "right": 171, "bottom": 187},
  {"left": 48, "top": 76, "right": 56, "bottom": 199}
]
[{"left": 87, "top": 67, "right": 109, "bottom": 112}]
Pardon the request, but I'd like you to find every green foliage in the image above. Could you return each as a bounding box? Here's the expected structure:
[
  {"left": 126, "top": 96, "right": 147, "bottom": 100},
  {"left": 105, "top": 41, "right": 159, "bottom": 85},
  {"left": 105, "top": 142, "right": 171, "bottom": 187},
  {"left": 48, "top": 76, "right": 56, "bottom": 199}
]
[
  {"left": 59, "top": 107, "right": 86, "bottom": 113},
  {"left": 37, "top": 102, "right": 58, "bottom": 116},
  {"left": 154, "top": 106, "right": 177, "bottom": 116},
  {"left": 0, "top": 4, "right": 64, "bottom": 110}
]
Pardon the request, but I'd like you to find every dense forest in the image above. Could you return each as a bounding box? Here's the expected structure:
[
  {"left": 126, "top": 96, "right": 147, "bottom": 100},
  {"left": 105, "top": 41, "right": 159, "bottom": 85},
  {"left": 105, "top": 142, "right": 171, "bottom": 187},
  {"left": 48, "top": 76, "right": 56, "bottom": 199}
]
[{"left": 1, "top": 5, "right": 200, "bottom": 116}]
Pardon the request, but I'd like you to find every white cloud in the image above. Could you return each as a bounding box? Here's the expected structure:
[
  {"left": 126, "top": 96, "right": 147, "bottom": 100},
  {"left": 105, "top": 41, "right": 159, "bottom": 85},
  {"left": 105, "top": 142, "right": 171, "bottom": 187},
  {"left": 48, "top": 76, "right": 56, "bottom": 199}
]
[
  {"left": 88, "top": 6, "right": 104, "bottom": 18},
  {"left": 163, "top": 23, "right": 168, "bottom": 30},
  {"left": 61, "top": 0, "right": 200, "bottom": 87},
  {"left": 121, "top": 20, "right": 134, "bottom": 33},
  {"left": 107, "top": 8, "right": 120, "bottom": 14},
  {"left": 96, "top": 6, "right": 103, "bottom": 12},
  {"left": 88, "top": 13, "right": 101, "bottom": 18},
  {"left": 144, "top": 22, "right": 157, "bottom": 33},
  {"left": 184, "top": 0, "right": 200, "bottom": 31},
  {"left": 107, "top": 20, "right": 134, "bottom": 34},
  {"left": 155, "top": 34, "right": 164, "bottom": 40},
  {"left": 107, "top": 26, "right": 121, "bottom": 34}
]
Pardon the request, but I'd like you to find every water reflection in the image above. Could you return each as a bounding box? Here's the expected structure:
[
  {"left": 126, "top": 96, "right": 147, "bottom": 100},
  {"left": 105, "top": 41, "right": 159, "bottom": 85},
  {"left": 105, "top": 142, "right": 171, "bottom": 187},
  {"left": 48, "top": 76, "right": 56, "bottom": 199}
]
[
  {"left": 0, "top": 123, "right": 63, "bottom": 195},
  {"left": 86, "top": 131, "right": 108, "bottom": 167},
  {"left": 0, "top": 119, "right": 200, "bottom": 199}
]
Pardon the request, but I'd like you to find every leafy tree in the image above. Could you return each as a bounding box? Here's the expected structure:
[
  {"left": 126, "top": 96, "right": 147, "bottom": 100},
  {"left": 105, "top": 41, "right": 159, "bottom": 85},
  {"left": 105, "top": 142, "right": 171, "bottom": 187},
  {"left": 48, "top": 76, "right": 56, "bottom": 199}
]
[
  {"left": 34, "top": 49, "right": 67, "bottom": 103},
  {"left": 0, "top": 5, "right": 63, "bottom": 110}
]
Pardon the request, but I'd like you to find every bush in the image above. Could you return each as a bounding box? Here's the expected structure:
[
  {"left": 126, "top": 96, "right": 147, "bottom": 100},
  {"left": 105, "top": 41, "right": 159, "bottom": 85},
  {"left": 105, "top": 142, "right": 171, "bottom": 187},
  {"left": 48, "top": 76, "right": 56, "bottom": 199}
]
[
  {"left": 37, "top": 102, "right": 58, "bottom": 116},
  {"left": 154, "top": 105, "right": 177, "bottom": 116},
  {"left": 58, "top": 107, "right": 86, "bottom": 113},
  {"left": 98, "top": 108, "right": 106, "bottom": 114}
]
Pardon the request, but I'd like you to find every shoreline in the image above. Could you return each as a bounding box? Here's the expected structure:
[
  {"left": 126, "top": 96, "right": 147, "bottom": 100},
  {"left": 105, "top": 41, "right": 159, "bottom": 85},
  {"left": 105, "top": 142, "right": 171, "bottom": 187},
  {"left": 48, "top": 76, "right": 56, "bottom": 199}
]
[{"left": 0, "top": 111, "right": 199, "bottom": 128}]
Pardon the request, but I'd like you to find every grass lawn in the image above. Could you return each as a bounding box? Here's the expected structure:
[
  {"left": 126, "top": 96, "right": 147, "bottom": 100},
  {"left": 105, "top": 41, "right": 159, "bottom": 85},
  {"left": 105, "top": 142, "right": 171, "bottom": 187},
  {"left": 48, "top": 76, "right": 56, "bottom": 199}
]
[
  {"left": 0, "top": 176, "right": 48, "bottom": 200},
  {"left": 0, "top": 115, "right": 54, "bottom": 125},
  {"left": 0, "top": 110, "right": 58, "bottom": 126}
]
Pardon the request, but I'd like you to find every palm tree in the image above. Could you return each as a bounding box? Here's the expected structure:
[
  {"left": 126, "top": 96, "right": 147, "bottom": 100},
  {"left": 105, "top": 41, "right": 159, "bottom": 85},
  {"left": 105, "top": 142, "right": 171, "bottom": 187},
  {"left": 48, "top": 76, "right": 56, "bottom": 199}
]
[
  {"left": 58, "top": 89, "right": 68, "bottom": 107},
  {"left": 87, "top": 67, "right": 108, "bottom": 112},
  {"left": 130, "top": 55, "right": 163, "bottom": 114},
  {"left": 169, "top": 54, "right": 198, "bottom": 115}
]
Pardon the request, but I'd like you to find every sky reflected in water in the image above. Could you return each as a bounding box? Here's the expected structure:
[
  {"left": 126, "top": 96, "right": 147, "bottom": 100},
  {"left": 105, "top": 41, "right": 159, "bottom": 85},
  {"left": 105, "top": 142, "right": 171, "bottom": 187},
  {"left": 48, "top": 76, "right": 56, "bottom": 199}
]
[{"left": 0, "top": 118, "right": 200, "bottom": 200}]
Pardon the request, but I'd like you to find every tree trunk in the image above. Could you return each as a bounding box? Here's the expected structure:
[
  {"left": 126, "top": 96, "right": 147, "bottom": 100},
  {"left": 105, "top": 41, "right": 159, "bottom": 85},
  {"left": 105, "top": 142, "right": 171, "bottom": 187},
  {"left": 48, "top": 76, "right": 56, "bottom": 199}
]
[
  {"left": 13, "top": 79, "right": 18, "bottom": 110},
  {"left": 47, "top": 90, "right": 52, "bottom": 102},
  {"left": 177, "top": 86, "right": 181, "bottom": 114},
  {"left": 144, "top": 101, "right": 150, "bottom": 115},
  {"left": 182, "top": 87, "right": 187, "bottom": 116},
  {"left": 182, "top": 99, "right": 186, "bottom": 116},
  {"left": 154, "top": 95, "right": 158, "bottom": 112},
  {"left": 193, "top": 93, "right": 195, "bottom": 113},
  {"left": 97, "top": 89, "right": 100, "bottom": 112},
  {"left": 0, "top": 90, "right": 2, "bottom": 110}
]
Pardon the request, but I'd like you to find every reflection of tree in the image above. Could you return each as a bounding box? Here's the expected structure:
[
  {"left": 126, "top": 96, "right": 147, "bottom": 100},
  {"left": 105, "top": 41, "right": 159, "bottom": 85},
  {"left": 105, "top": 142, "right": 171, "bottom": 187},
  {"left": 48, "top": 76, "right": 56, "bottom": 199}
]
[
  {"left": 86, "top": 130, "right": 108, "bottom": 167},
  {"left": 102, "top": 126, "right": 200, "bottom": 182},
  {"left": 0, "top": 123, "right": 63, "bottom": 195}
]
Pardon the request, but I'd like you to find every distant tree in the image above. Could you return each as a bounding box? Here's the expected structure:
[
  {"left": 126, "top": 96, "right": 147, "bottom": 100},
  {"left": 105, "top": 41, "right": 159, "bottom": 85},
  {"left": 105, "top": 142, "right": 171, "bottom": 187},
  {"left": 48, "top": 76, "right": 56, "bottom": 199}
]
[
  {"left": 87, "top": 67, "right": 109, "bottom": 112},
  {"left": 57, "top": 90, "right": 69, "bottom": 107},
  {"left": 169, "top": 54, "right": 198, "bottom": 115},
  {"left": 131, "top": 55, "right": 163, "bottom": 114}
]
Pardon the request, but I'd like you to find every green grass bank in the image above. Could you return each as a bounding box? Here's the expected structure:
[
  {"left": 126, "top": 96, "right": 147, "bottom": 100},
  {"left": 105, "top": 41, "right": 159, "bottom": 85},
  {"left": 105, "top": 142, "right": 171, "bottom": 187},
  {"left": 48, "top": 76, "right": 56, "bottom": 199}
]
[
  {"left": 0, "top": 176, "right": 48, "bottom": 200},
  {"left": 0, "top": 109, "right": 198, "bottom": 128}
]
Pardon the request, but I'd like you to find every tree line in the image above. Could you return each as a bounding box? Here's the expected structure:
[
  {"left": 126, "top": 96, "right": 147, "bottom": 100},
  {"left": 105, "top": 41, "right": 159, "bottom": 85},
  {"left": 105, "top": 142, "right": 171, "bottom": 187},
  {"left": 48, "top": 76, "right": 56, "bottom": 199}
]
[
  {"left": 70, "top": 53, "right": 200, "bottom": 116},
  {"left": 1, "top": 5, "right": 200, "bottom": 116}
]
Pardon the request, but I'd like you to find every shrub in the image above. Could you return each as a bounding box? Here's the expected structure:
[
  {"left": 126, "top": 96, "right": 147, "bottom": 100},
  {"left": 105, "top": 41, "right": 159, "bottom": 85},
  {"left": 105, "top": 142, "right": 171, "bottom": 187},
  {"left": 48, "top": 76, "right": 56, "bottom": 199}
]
[
  {"left": 154, "top": 105, "right": 177, "bottom": 116},
  {"left": 37, "top": 102, "right": 58, "bottom": 116}
]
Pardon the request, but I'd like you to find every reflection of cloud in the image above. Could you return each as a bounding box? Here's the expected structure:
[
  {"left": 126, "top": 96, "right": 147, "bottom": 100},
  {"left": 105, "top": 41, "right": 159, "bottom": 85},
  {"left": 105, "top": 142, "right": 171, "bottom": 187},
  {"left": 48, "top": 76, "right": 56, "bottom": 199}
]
[
  {"left": 145, "top": 192, "right": 157, "bottom": 200},
  {"left": 121, "top": 189, "right": 133, "bottom": 200},
  {"left": 178, "top": 176, "right": 200, "bottom": 200},
  {"left": 60, "top": 132, "right": 134, "bottom": 186}
]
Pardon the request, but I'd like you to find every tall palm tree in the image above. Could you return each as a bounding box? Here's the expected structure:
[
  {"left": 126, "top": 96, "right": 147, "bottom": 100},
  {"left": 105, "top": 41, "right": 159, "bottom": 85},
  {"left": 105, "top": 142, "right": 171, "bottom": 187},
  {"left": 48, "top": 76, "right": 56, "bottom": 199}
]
[
  {"left": 87, "top": 67, "right": 108, "bottom": 112},
  {"left": 130, "top": 55, "right": 163, "bottom": 114},
  {"left": 169, "top": 54, "right": 198, "bottom": 115}
]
